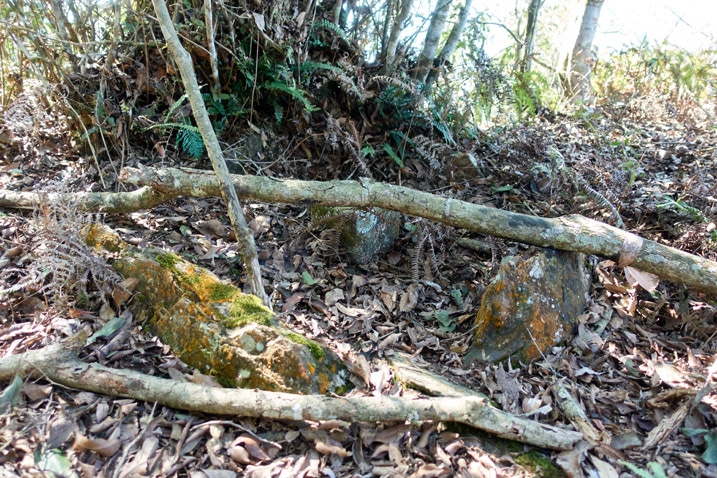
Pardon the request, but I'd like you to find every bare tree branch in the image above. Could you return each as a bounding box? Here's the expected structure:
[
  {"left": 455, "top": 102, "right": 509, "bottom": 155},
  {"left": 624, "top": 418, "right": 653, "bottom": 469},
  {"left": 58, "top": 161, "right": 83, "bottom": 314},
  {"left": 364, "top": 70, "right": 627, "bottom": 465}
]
[
  {"left": 0, "top": 342, "right": 584, "bottom": 451},
  {"left": 1, "top": 165, "right": 716, "bottom": 295}
]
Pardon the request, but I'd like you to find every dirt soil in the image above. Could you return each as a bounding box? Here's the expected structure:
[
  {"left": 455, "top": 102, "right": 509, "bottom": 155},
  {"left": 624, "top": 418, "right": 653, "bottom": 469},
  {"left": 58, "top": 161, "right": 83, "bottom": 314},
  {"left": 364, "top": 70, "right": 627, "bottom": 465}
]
[{"left": 1, "top": 90, "right": 717, "bottom": 477}]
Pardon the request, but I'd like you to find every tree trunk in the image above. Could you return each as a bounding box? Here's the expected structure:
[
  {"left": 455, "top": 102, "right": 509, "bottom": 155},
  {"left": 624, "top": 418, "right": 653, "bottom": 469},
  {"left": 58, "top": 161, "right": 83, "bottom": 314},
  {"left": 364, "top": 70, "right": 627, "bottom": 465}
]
[
  {"left": 425, "top": 0, "right": 473, "bottom": 87},
  {"left": 568, "top": 0, "right": 604, "bottom": 104},
  {"left": 0, "top": 342, "right": 584, "bottom": 451},
  {"left": 414, "top": 0, "right": 453, "bottom": 84},
  {"left": 519, "top": 0, "right": 543, "bottom": 73},
  {"left": 150, "top": 0, "right": 269, "bottom": 306},
  {"left": 382, "top": 0, "right": 415, "bottom": 74}
]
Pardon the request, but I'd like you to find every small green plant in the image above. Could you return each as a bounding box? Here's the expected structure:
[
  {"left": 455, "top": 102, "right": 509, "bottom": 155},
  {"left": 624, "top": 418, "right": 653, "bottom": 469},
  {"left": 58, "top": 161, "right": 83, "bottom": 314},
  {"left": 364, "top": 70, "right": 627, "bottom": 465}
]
[
  {"left": 433, "top": 310, "right": 456, "bottom": 333},
  {"left": 143, "top": 94, "right": 206, "bottom": 158},
  {"left": 450, "top": 287, "right": 466, "bottom": 307},
  {"left": 657, "top": 195, "right": 708, "bottom": 223},
  {"left": 301, "top": 271, "right": 316, "bottom": 286},
  {"left": 618, "top": 460, "right": 667, "bottom": 478},
  {"left": 175, "top": 123, "right": 205, "bottom": 159},
  {"left": 681, "top": 428, "right": 717, "bottom": 464},
  {"left": 202, "top": 92, "right": 245, "bottom": 133}
]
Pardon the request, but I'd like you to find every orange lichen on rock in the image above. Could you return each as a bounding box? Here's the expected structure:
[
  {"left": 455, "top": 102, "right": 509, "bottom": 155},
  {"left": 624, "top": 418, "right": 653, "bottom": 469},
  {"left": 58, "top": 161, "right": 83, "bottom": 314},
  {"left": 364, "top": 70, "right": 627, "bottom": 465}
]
[
  {"left": 84, "top": 223, "right": 352, "bottom": 394},
  {"left": 466, "top": 249, "right": 589, "bottom": 363}
]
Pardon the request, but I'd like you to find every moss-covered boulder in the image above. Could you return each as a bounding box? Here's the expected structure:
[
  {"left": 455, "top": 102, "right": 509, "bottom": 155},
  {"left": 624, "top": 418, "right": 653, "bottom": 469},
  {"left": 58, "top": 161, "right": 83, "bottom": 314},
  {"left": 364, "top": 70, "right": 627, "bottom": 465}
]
[{"left": 84, "top": 223, "right": 352, "bottom": 395}]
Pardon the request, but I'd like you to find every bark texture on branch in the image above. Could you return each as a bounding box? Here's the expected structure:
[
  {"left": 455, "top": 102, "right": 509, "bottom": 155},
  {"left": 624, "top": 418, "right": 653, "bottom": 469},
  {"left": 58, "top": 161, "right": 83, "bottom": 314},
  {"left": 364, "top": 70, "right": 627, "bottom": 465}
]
[
  {"left": 150, "top": 0, "right": 268, "bottom": 305},
  {"left": 0, "top": 343, "right": 583, "bottom": 451},
  {"left": 1, "top": 165, "right": 716, "bottom": 295}
]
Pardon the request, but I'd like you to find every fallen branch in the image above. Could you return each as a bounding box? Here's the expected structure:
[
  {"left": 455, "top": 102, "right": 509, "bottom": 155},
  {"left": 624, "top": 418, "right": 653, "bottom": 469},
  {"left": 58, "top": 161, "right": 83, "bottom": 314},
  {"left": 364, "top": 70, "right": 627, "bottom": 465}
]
[
  {"left": 1, "top": 165, "right": 716, "bottom": 295},
  {"left": 151, "top": 0, "right": 268, "bottom": 305},
  {"left": 0, "top": 343, "right": 583, "bottom": 451}
]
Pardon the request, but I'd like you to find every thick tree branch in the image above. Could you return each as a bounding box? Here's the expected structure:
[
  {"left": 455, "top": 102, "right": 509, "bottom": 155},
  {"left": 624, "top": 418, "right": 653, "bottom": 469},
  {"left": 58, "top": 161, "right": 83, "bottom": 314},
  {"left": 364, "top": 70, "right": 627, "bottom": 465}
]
[
  {"left": 1, "top": 165, "right": 716, "bottom": 295},
  {"left": 0, "top": 343, "right": 583, "bottom": 451}
]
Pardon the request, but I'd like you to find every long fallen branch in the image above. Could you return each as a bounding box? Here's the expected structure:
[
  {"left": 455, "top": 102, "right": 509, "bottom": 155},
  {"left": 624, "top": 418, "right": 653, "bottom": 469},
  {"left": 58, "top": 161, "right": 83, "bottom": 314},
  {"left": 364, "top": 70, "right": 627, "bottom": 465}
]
[
  {"left": 0, "top": 343, "right": 583, "bottom": 451},
  {"left": 1, "top": 164, "right": 715, "bottom": 295}
]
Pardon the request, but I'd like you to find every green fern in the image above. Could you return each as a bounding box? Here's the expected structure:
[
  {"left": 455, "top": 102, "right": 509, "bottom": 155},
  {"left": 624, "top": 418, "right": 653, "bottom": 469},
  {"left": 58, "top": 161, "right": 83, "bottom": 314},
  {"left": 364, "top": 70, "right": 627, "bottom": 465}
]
[
  {"left": 382, "top": 143, "right": 403, "bottom": 167},
  {"left": 618, "top": 461, "right": 667, "bottom": 478},
  {"left": 300, "top": 61, "right": 344, "bottom": 75},
  {"left": 263, "top": 81, "right": 320, "bottom": 113},
  {"left": 175, "top": 124, "right": 205, "bottom": 159},
  {"left": 164, "top": 94, "right": 190, "bottom": 122},
  {"left": 312, "top": 19, "right": 351, "bottom": 45}
]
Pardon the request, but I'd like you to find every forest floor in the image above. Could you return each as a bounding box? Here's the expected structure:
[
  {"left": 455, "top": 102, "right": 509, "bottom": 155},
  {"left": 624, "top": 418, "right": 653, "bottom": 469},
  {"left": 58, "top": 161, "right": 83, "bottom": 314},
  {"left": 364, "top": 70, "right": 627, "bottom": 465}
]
[{"left": 1, "top": 93, "right": 717, "bottom": 477}]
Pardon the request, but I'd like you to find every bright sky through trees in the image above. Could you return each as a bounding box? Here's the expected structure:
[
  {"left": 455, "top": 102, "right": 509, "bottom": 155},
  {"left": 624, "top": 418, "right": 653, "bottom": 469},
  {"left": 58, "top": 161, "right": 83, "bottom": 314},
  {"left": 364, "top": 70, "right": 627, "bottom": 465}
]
[
  {"left": 597, "top": 0, "right": 716, "bottom": 54},
  {"left": 473, "top": 0, "right": 715, "bottom": 59}
]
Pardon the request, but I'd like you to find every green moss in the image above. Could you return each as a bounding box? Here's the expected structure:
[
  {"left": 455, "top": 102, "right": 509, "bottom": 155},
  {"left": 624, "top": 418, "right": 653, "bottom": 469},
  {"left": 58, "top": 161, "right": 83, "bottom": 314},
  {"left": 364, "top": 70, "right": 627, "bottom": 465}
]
[
  {"left": 285, "top": 332, "right": 325, "bottom": 360},
  {"left": 225, "top": 294, "right": 274, "bottom": 328},
  {"left": 212, "top": 373, "right": 239, "bottom": 388},
  {"left": 515, "top": 451, "right": 565, "bottom": 478},
  {"left": 156, "top": 252, "right": 180, "bottom": 271},
  {"left": 208, "top": 282, "right": 237, "bottom": 301},
  {"left": 183, "top": 273, "right": 202, "bottom": 285}
]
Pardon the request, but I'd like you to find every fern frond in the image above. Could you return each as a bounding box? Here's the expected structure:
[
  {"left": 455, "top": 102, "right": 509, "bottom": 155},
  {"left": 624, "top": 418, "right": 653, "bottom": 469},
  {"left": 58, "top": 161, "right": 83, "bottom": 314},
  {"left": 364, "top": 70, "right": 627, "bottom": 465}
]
[
  {"left": 263, "top": 81, "right": 320, "bottom": 113},
  {"left": 368, "top": 76, "right": 418, "bottom": 95},
  {"left": 176, "top": 126, "right": 205, "bottom": 159},
  {"left": 547, "top": 146, "right": 624, "bottom": 228},
  {"left": 432, "top": 116, "right": 455, "bottom": 146},
  {"left": 164, "top": 93, "right": 189, "bottom": 122},
  {"left": 413, "top": 135, "right": 446, "bottom": 170},
  {"left": 383, "top": 143, "right": 403, "bottom": 167},
  {"left": 330, "top": 72, "right": 363, "bottom": 99},
  {"left": 0, "top": 184, "right": 125, "bottom": 308},
  {"left": 300, "top": 61, "right": 344, "bottom": 75},
  {"left": 312, "top": 19, "right": 351, "bottom": 45}
]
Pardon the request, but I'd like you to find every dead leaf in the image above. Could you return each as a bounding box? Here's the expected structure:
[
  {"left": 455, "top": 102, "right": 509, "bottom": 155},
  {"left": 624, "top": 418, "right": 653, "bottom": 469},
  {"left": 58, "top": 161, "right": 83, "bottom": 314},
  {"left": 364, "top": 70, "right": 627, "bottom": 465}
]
[
  {"left": 399, "top": 283, "right": 420, "bottom": 313},
  {"left": 73, "top": 435, "right": 121, "bottom": 457},
  {"left": 624, "top": 266, "right": 659, "bottom": 291},
  {"left": 314, "top": 440, "right": 351, "bottom": 457},
  {"left": 232, "top": 435, "right": 271, "bottom": 461},
  {"left": 324, "top": 288, "right": 345, "bottom": 306},
  {"left": 194, "top": 219, "right": 227, "bottom": 238}
]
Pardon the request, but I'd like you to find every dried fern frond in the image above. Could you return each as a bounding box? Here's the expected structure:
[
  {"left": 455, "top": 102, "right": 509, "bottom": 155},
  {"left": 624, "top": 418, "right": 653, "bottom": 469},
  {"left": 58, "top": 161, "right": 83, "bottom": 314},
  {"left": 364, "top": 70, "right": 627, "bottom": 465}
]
[
  {"left": 325, "top": 114, "right": 372, "bottom": 178},
  {"left": 409, "top": 219, "right": 449, "bottom": 281},
  {"left": 547, "top": 146, "right": 625, "bottom": 228},
  {"left": 367, "top": 76, "right": 418, "bottom": 96},
  {"left": 0, "top": 183, "right": 125, "bottom": 309},
  {"left": 413, "top": 135, "right": 447, "bottom": 170}
]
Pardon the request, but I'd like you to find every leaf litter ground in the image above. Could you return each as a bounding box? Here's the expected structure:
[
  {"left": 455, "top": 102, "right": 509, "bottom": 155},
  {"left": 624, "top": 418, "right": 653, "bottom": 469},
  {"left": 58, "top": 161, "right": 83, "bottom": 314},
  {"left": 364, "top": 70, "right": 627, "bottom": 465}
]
[{"left": 1, "top": 98, "right": 717, "bottom": 477}]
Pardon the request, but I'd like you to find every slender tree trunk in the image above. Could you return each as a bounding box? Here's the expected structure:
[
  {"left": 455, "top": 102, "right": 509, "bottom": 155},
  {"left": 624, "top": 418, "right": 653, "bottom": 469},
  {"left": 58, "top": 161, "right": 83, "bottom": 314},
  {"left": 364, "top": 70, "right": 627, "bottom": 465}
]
[
  {"left": 520, "top": 0, "right": 543, "bottom": 73},
  {"left": 568, "top": 0, "right": 604, "bottom": 104},
  {"left": 382, "top": 0, "right": 415, "bottom": 74},
  {"left": 425, "top": 0, "right": 472, "bottom": 87},
  {"left": 413, "top": 0, "right": 453, "bottom": 84},
  {"left": 150, "top": 0, "right": 269, "bottom": 306}
]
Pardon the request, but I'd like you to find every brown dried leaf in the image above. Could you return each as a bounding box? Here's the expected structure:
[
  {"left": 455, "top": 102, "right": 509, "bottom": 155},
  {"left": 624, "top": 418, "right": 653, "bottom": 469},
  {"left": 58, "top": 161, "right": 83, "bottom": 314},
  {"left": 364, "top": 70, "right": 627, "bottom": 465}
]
[
  {"left": 232, "top": 434, "right": 271, "bottom": 461},
  {"left": 73, "top": 434, "right": 121, "bottom": 457},
  {"left": 624, "top": 266, "right": 659, "bottom": 291},
  {"left": 315, "top": 440, "right": 351, "bottom": 457},
  {"left": 22, "top": 382, "right": 52, "bottom": 401},
  {"left": 399, "top": 283, "right": 420, "bottom": 313},
  {"left": 228, "top": 444, "right": 252, "bottom": 464}
]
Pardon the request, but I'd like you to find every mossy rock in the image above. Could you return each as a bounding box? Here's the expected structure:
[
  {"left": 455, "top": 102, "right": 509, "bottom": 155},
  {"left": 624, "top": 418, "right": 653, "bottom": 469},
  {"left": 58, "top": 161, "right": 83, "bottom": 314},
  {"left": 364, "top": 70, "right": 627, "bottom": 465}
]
[
  {"left": 84, "top": 223, "right": 353, "bottom": 395},
  {"left": 310, "top": 206, "right": 401, "bottom": 263}
]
